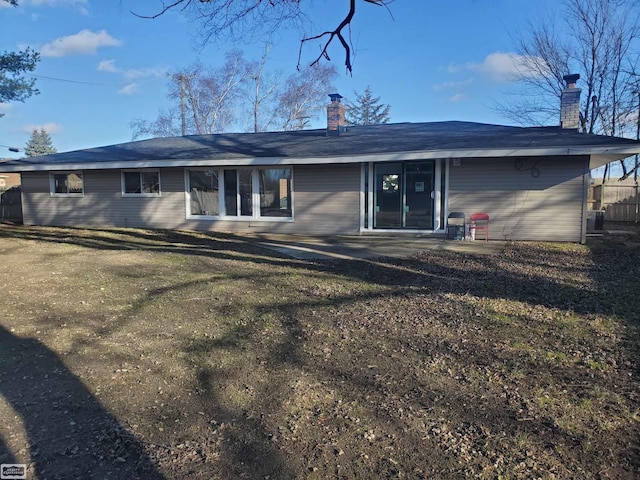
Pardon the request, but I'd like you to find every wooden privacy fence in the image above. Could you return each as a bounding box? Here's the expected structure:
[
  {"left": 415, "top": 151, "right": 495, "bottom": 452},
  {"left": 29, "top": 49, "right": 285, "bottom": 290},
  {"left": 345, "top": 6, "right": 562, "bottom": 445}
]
[
  {"left": 589, "top": 182, "right": 640, "bottom": 222},
  {"left": 0, "top": 186, "right": 23, "bottom": 222}
]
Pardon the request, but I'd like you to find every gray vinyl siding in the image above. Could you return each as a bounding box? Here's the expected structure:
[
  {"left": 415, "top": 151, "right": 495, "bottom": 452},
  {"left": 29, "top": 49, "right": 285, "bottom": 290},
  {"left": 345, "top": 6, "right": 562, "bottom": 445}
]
[
  {"left": 448, "top": 156, "right": 588, "bottom": 242},
  {"left": 21, "top": 164, "right": 361, "bottom": 235},
  {"left": 287, "top": 164, "right": 360, "bottom": 234}
]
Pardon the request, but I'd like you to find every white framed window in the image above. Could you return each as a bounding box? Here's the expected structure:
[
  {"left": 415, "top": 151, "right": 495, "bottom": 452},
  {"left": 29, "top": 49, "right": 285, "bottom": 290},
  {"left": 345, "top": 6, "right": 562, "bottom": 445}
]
[
  {"left": 50, "top": 172, "right": 84, "bottom": 196},
  {"left": 258, "top": 168, "right": 292, "bottom": 218},
  {"left": 189, "top": 169, "right": 220, "bottom": 216},
  {"left": 122, "top": 170, "right": 160, "bottom": 196},
  {"left": 186, "top": 167, "right": 292, "bottom": 220}
]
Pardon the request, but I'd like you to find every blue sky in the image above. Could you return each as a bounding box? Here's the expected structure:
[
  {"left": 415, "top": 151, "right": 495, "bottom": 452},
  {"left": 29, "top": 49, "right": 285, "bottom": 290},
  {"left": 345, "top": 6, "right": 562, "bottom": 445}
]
[{"left": 1, "top": 0, "right": 564, "bottom": 157}]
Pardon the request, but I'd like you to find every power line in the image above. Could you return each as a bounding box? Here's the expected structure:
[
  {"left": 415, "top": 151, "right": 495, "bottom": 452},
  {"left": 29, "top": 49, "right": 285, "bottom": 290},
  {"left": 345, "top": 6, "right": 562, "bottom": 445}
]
[{"left": 28, "top": 74, "right": 123, "bottom": 86}]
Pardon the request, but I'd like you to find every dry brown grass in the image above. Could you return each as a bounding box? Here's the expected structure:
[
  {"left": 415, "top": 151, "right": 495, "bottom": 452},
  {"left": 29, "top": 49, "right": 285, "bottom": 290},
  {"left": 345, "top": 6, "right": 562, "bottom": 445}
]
[{"left": 0, "top": 225, "right": 638, "bottom": 479}]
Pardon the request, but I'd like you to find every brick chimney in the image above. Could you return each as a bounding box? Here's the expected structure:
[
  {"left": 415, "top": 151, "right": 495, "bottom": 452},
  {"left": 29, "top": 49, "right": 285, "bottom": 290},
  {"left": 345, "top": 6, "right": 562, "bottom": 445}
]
[
  {"left": 560, "top": 73, "right": 581, "bottom": 130},
  {"left": 327, "top": 93, "right": 345, "bottom": 136}
]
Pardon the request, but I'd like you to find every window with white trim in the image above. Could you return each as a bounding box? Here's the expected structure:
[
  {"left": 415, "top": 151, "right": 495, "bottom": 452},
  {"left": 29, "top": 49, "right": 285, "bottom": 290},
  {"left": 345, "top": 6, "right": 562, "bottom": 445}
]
[
  {"left": 187, "top": 168, "right": 292, "bottom": 220},
  {"left": 189, "top": 170, "right": 219, "bottom": 215},
  {"left": 51, "top": 172, "right": 83, "bottom": 196},
  {"left": 259, "top": 168, "right": 292, "bottom": 218},
  {"left": 122, "top": 170, "right": 160, "bottom": 196}
]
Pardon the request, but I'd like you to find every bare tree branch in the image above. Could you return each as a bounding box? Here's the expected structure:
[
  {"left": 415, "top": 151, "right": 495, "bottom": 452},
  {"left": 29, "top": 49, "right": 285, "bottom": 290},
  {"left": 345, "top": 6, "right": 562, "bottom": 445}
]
[
  {"left": 275, "top": 63, "right": 337, "bottom": 130},
  {"left": 297, "top": 0, "right": 390, "bottom": 74},
  {"left": 131, "top": 0, "right": 194, "bottom": 20},
  {"left": 496, "top": 0, "right": 640, "bottom": 178},
  {"left": 132, "top": 0, "right": 393, "bottom": 73}
]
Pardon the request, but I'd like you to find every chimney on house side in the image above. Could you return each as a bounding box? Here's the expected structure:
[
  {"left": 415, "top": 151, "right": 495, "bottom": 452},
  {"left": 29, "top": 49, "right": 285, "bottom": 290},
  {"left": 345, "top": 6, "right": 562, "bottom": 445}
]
[
  {"left": 327, "top": 93, "right": 345, "bottom": 136},
  {"left": 560, "top": 73, "right": 581, "bottom": 130}
]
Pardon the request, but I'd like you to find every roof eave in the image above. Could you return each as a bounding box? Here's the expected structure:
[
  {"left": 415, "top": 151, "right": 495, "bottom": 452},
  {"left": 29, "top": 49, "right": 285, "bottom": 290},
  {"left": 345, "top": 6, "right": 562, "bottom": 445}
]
[
  {"left": 1, "top": 144, "right": 639, "bottom": 172},
  {"left": 589, "top": 152, "right": 639, "bottom": 169}
]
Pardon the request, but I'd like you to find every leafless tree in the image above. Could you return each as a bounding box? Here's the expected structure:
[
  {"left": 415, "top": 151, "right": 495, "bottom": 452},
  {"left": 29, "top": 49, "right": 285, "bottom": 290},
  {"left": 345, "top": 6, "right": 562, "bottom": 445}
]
[
  {"left": 130, "top": 106, "right": 183, "bottom": 139},
  {"left": 132, "top": 0, "right": 394, "bottom": 73},
  {"left": 244, "top": 44, "right": 281, "bottom": 133},
  {"left": 274, "top": 64, "right": 337, "bottom": 131},
  {"left": 495, "top": 22, "right": 571, "bottom": 127},
  {"left": 131, "top": 51, "right": 251, "bottom": 139},
  {"left": 131, "top": 50, "right": 336, "bottom": 138},
  {"left": 496, "top": 0, "right": 640, "bottom": 179}
]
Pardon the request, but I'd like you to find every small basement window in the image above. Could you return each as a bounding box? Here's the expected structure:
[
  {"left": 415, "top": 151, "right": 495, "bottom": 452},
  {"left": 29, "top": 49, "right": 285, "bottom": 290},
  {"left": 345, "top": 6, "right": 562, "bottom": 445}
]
[
  {"left": 51, "top": 172, "right": 84, "bottom": 196},
  {"left": 122, "top": 170, "right": 160, "bottom": 196}
]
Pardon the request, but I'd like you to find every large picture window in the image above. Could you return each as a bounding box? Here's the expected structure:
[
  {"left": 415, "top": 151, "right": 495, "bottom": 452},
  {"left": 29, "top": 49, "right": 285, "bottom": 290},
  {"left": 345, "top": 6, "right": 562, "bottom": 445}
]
[
  {"left": 259, "top": 168, "right": 291, "bottom": 217},
  {"left": 122, "top": 170, "right": 160, "bottom": 195},
  {"left": 187, "top": 167, "right": 292, "bottom": 220},
  {"left": 51, "top": 172, "right": 83, "bottom": 196},
  {"left": 189, "top": 170, "right": 219, "bottom": 216}
]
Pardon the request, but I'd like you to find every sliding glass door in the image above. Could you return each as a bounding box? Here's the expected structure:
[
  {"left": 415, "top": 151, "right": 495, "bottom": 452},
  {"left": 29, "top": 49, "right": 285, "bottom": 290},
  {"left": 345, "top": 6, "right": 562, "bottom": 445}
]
[
  {"left": 374, "top": 163, "right": 402, "bottom": 228},
  {"left": 373, "top": 161, "right": 434, "bottom": 229},
  {"left": 404, "top": 162, "right": 434, "bottom": 228}
]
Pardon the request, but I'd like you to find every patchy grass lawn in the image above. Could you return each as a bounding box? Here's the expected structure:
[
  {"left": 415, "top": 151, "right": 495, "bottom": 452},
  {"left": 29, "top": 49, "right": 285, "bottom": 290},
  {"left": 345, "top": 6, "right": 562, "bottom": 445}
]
[{"left": 0, "top": 225, "right": 638, "bottom": 479}]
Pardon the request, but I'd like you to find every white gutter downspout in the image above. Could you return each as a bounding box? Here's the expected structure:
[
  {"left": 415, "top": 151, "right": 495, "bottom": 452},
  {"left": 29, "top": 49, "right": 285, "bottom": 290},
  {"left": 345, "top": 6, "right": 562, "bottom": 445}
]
[{"left": 581, "top": 156, "right": 590, "bottom": 244}]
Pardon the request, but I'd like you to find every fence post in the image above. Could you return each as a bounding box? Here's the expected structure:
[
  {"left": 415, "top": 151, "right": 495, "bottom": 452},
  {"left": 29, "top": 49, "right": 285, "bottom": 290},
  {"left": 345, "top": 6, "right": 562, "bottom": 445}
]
[{"left": 634, "top": 183, "right": 638, "bottom": 223}]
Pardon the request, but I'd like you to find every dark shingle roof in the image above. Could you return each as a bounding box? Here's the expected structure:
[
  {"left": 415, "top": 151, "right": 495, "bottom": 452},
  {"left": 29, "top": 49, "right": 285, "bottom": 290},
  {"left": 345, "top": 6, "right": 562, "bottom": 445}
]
[{"left": 2, "top": 121, "right": 640, "bottom": 171}]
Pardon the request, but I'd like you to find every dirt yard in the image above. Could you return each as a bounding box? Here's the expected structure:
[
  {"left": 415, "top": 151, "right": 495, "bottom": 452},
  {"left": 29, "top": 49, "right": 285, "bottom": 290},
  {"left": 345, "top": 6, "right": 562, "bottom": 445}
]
[{"left": 0, "top": 225, "right": 638, "bottom": 479}]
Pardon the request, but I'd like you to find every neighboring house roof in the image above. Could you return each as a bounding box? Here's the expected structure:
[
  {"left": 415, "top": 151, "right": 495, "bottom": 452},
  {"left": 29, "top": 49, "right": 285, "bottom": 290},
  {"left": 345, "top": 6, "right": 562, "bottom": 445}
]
[{"left": 2, "top": 121, "right": 639, "bottom": 173}]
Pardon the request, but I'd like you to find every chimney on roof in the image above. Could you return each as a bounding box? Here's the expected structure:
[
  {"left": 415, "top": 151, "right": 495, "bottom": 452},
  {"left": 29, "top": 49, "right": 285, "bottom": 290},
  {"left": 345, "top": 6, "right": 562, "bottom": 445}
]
[
  {"left": 561, "top": 73, "right": 581, "bottom": 130},
  {"left": 327, "top": 93, "right": 345, "bottom": 136}
]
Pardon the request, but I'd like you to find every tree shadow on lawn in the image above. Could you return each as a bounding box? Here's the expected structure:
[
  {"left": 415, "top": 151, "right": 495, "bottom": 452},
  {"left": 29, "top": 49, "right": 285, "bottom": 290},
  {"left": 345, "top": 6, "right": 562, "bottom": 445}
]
[
  {"left": 180, "top": 241, "right": 640, "bottom": 476},
  {"left": 1, "top": 225, "right": 639, "bottom": 476},
  {"left": 193, "top": 366, "right": 296, "bottom": 480},
  {"left": 0, "top": 225, "right": 608, "bottom": 314},
  {"left": 0, "top": 325, "right": 164, "bottom": 480}
]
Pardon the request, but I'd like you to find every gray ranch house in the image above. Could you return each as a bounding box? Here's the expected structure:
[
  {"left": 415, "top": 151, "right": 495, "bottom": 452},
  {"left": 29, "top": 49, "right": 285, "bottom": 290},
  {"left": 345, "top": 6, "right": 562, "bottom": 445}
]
[{"left": 2, "top": 76, "right": 640, "bottom": 243}]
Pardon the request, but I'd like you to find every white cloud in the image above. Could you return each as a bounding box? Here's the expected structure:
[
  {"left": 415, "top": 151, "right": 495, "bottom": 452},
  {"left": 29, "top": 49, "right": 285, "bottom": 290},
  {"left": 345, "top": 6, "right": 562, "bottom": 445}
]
[
  {"left": 448, "top": 93, "right": 468, "bottom": 103},
  {"left": 21, "top": 122, "right": 63, "bottom": 134},
  {"left": 446, "top": 52, "right": 542, "bottom": 83},
  {"left": 118, "top": 83, "right": 138, "bottom": 95},
  {"left": 98, "top": 59, "right": 118, "bottom": 72},
  {"left": 445, "top": 63, "right": 469, "bottom": 74},
  {"left": 41, "top": 29, "right": 122, "bottom": 57},
  {"left": 0, "top": 103, "right": 12, "bottom": 113},
  {"left": 475, "top": 52, "right": 536, "bottom": 82},
  {"left": 433, "top": 78, "right": 474, "bottom": 91},
  {"left": 123, "top": 67, "right": 167, "bottom": 80},
  {"left": 98, "top": 60, "right": 166, "bottom": 79},
  {"left": 97, "top": 60, "right": 166, "bottom": 95}
]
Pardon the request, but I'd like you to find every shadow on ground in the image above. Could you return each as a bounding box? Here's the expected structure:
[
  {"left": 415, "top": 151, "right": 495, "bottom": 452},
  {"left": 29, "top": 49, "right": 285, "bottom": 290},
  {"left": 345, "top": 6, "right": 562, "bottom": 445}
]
[
  {"left": 0, "top": 224, "right": 638, "bottom": 478},
  {"left": 0, "top": 325, "right": 164, "bottom": 479}
]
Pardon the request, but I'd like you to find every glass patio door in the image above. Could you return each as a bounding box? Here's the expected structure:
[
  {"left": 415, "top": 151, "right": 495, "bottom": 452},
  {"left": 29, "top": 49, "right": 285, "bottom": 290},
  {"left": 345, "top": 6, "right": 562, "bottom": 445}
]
[
  {"left": 373, "top": 161, "right": 434, "bottom": 229},
  {"left": 405, "top": 162, "right": 434, "bottom": 228},
  {"left": 374, "top": 163, "right": 403, "bottom": 228}
]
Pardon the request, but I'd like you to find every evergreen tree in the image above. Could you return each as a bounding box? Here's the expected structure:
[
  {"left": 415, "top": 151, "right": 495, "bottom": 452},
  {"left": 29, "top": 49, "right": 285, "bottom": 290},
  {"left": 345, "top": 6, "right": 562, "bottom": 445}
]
[
  {"left": 1, "top": 2, "right": 40, "bottom": 116},
  {"left": 24, "top": 128, "right": 57, "bottom": 157},
  {"left": 345, "top": 86, "right": 391, "bottom": 126}
]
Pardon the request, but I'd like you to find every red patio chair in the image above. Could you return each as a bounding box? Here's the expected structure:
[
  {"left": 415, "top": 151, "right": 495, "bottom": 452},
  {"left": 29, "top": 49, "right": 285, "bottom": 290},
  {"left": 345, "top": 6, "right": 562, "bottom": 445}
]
[{"left": 470, "top": 213, "right": 489, "bottom": 241}]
